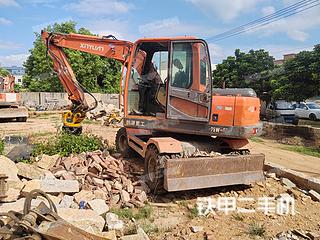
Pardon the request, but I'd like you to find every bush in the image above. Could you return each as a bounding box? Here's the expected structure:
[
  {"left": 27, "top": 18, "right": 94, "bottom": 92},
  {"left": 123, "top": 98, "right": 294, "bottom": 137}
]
[
  {"left": 0, "top": 139, "right": 4, "bottom": 155},
  {"left": 32, "top": 133, "right": 103, "bottom": 157}
]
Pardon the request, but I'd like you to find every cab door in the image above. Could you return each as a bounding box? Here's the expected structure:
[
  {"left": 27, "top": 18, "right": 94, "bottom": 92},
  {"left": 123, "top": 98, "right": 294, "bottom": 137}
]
[{"left": 166, "top": 40, "right": 211, "bottom": 122}]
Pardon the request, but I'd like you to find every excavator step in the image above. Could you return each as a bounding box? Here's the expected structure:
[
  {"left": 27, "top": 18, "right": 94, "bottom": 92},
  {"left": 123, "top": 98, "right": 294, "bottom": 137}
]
[{"left": 164, "top": 153, "right": 265, "bottom": 192}]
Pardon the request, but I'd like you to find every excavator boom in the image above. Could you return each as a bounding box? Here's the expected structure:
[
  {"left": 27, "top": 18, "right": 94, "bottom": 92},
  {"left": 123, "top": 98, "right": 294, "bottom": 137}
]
[{"left": 41, "top": 31, "right": 132, "bottom": 132}]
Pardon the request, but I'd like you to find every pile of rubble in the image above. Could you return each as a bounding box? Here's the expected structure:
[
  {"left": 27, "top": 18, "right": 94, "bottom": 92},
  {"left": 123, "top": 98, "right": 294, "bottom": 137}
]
[
  {"left": 0, "top": 151, "right": 149, "bottom": 238},
  {"left": 86, "top": 103, "right": 123, "bottom": 126}
]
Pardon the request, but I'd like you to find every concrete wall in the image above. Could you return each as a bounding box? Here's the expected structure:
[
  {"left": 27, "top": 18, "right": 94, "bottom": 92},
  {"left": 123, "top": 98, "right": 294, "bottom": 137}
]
[
  {"left": 20, "top": 92, "right": 120, "bottom": 110},
  {"left": 262, "top": 122, "right": 320, "bottom": 147}
]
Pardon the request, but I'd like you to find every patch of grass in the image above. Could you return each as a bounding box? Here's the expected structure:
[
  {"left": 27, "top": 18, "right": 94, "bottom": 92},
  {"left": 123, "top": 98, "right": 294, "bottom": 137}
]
[
  {"left": 250, "top": 137, "right": 264, "bottom": 143},
  {"left": 0, "top": 139, "right": 4, "bottom": 155},
  {"left": 188, "top": 206, "right": 199, "bottom": 219},
  {"left": 135, "top": 204, "right": 152, "bottom": 220},
  {"left": 232, "top": 213, "right": 244, "bottom": 221},
  {"left": 284, "top": 146, "right": 320, "bottom": 158},
  {"left": 111, "top": 208, "right": 134, "bottom": 219},
  {"left": 111, "top": 204, "right": 153, "bottom": 221},
  {"left": 83, "top": 119, "right": 100, "bottom": 125},
  {"left": 247, "top": 223, "right": 266, "bottom": 238},
  {"left": 32, "top": 133, "right": 103, "bottom": 157},
  {"left": 140, "top": 223, "right": 159, "bottom": 234}
]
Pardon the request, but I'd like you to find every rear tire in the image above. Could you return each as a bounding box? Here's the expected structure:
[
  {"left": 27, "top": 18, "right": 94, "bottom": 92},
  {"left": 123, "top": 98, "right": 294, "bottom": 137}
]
[
  {"left": 115, "top": 127, "right": 133, "bottom": 157},
  {"left": 309, "top": 113, "right": 317, "bottom": 121},
  {"left": 144, "top": 145, "right": 165, "bottom": 192}
]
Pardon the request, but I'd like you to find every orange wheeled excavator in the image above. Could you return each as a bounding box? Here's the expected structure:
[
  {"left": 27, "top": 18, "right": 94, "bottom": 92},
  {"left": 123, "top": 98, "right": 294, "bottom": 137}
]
[{"left": 42, "top": 31, "right": 265, "bottom": 192}]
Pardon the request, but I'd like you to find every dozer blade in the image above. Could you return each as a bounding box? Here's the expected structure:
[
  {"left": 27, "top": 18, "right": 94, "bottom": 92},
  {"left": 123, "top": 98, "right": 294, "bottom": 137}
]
[{"left": 164, "top": 153, "right": 265, "bottom": 192}]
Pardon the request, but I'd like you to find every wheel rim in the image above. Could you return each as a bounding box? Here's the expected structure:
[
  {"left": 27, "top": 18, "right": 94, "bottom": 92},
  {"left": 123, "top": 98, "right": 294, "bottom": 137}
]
[
  {"left": 119, "top": 135, "right": 127, "bottom": 153},
  {"left": 147, "top": 156, "right": 157, "bottom": 183}
]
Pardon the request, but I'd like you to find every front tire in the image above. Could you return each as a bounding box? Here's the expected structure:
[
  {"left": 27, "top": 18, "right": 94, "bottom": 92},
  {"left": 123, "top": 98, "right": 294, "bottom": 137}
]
[
  {"left": 144, "top": 145, "right": 165, "bottom": 192},
  {"left": 115, "top": 127, "right": 132, "bottom": 157}
]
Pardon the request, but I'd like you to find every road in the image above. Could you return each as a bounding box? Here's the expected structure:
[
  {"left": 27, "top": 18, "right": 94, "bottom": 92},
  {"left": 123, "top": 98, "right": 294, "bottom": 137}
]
[{"left": 250, "top": 139, "right": 320, "bottom": 178}]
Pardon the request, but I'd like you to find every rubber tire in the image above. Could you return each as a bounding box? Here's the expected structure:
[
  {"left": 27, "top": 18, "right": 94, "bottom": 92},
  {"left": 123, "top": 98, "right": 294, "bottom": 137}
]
[
  {"left": 16, "top": 117, "right": 27, "bottom": 122},
  {"left": 309, "top": 113, "right": 317, "bottom": 121},
  {"left": 115, "top": 127, "right": 132, "bottom": 158},
  {"left": 144, "top": 145, "right": 165, "bottom": 192}
]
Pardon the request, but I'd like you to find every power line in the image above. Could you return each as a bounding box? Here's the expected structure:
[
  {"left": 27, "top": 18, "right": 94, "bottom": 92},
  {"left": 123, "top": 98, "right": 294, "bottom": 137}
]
[
  {"left": 206, "top": 0, "right": 320, "bottom": 42},
  {"left": 208, "top": 0, "right": 316, "bottom": 40}
]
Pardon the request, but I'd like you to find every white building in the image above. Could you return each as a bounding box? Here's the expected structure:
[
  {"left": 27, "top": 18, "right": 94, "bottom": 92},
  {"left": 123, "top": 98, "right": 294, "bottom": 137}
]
[{"left": 3, "top": 66, "right": 25, "bottom": 85}]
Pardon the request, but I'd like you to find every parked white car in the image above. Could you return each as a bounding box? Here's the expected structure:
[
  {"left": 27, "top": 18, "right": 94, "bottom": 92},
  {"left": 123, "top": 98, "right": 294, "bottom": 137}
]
[{"left": 294, "top": 102, "right": 320, "bottom": 121}]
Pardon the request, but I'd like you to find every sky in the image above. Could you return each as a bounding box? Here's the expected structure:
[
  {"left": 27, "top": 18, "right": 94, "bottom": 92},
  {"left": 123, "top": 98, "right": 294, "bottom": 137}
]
[{"left": 0, "top": 0, "right": 319, "bottom": 67}]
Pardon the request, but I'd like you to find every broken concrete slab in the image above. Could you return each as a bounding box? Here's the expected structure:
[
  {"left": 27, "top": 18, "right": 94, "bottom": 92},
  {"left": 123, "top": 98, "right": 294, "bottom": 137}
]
[
  {"left": 74, "top": 190, "right": 95, "bottom": 204},
  {"left": 58, "top": 208, "right": 105, "bottom": 233},
  {"left": 0, "top": 198, "right": 49, "bottom": 213},
  {"left": 16, "top": 162, "right": 46, "bottom": 180},
  {"left": 36, "top": 154, "right": 59, "bottom": 170},
  {"left": 22, "top": 178, "right": 79, "bottom": 194},
  {"left": 58, "top": 195, "right": 74, "bottom": 208},
  {"left": 88, "top": 199, "right": 109, "bottom": 216},
  {"left": 105, "top": 212, "right": 125, "bottom": 232},
  {"left": 281, "top": 178, "right": 297, "bottom": 189},
  {"left": 0, "top": 155, "right": 20, "bottom": 181}
]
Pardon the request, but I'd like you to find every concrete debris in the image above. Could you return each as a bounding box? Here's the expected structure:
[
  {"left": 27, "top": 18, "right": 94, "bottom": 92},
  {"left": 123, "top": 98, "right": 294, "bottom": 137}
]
[
  {"left": 36, "top": 154, "right": 59, "bottom": 170},
  {"left": 120, "top": 227, "right": 150, "bottom": 240},
  {"left": 59, "top": 194, "right": 75, "bottom": 208},
  {"left": 190, "top": 226, "right": 204, "bottom": 233},
  {"left": 87, "top": 103, "right": 123, "bottom": 126},
  {"left": 0, "top": 156, "right": 20, "bottom": 181},
  {"left": 49, "top": 150, "right": 148, "bottom": 208},
  {"left": 58, "top": 208, "right": 106, "bottom": 234},
  {"left": 22, "top": 178, "right": 79, "bottom": 195},
  {"left": 274, "top": 230, "right": 320, "bottom": 240},
  {"left": 88, "top": 199, "right": 109, "bottom": 216},
  {"left": 16, "top": 162, "right": 46, "bottom": 179},
  {"left": 281, "top": 178, "right": 297, "bottom": 189},
  {"left": 105, "top": 212, "right": 125, "bottom": 234},
  {"left": 309, "top": 190, "right": 320, "bottom": 202}
]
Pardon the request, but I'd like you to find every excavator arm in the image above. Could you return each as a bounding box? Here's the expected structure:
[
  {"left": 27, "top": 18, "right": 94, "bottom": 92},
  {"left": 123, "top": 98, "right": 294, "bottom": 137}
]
[{"left": 41, "top": 31, "right": 133, "bottom": 133}]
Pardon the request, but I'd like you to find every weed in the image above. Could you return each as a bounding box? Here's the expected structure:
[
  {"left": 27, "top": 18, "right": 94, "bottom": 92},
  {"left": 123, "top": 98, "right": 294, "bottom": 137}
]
[
  {"left": 135, "top": 204, "right": 152, "bottom": 220},
  {"left": 284, "top": 146, "right": 320, "bottom": 158},
  {"left": 250, "top": 137, "right": 264, "bottom": 143},
  {"left": 188, "top": 206, "right": 199, "bottom": 219},
  {"left": 32, "top": 132, "right": 103, "bottom": 157},
  {"left": 0, "top": 139, "right": 4, "bottom": 155},
  {"left": 140, "top": 223, "right": 159, "bottom": 234},
  {"left": 110, "top": 204, "right": 153, "bottom": 221},
  {"left": 110, "top": 208, "right": 134, "bottom": 219},
  {"left": 232, "top": 213, "right": 244, "bottom": 221},
  {"left": 83, "top": 119, "right": 100, "bottom": 125},
  {"left": 248, "top": 223, "right": 266, "bottom": 237}
]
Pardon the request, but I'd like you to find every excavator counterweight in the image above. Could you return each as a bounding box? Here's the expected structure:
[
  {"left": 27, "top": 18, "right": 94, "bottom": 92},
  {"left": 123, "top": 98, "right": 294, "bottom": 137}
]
[{"left": 42, "top": 31, "right": 265, "bottom": 192}]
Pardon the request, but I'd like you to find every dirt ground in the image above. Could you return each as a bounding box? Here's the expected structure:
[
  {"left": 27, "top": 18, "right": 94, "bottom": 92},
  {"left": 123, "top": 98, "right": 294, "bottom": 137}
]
[
  {"left": 1, "top": 113, "right": 320, "bottom": 239},
  {"left": 1, "top": 113, "right": 318, "bottom": 179}
]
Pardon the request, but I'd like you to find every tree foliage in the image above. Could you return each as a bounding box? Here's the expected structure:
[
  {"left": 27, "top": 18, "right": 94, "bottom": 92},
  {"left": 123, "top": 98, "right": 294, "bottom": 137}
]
[
  {"left": 271, "top": 45, "right": 320, "bottom": 102},
  {"left": 213, "top": 49, "right": 275, "bottom": 98},
  {"left": 213, "top": 46, "right": 320, "bottom": 102},
  {"left": 23, "top": 21, "right": 121, "bottom": 93},
  {"left": 0, "top": 67, "right": 10, "bottom": 77}
]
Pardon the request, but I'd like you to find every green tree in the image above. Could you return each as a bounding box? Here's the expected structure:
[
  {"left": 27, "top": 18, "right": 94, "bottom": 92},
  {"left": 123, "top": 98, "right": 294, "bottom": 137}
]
[
  {"left": 23, "top": 21, "right": 121, "bottom": 93},
  {"left": 0, "top": 67, "right": 10, "bottom": 77},
  {"left": 213, "top": 49, "right": 275, "bottom": 98},
  {"left": 271, "top": 45, "right": 320, "bottom": 102}
]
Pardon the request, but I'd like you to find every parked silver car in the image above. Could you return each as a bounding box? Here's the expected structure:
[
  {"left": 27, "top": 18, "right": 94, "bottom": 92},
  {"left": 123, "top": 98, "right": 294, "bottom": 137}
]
[{"left": 294, "top": 102, "right": 320, "bottom": 121}]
